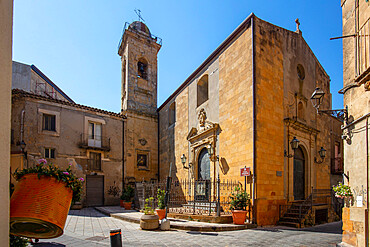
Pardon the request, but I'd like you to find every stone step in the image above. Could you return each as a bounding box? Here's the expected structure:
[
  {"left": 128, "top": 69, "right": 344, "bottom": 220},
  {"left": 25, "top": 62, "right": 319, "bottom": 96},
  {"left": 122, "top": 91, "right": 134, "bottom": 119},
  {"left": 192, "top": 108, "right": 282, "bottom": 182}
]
[{"left": 277, "top": 221, "right": 300, "bottom": 228}]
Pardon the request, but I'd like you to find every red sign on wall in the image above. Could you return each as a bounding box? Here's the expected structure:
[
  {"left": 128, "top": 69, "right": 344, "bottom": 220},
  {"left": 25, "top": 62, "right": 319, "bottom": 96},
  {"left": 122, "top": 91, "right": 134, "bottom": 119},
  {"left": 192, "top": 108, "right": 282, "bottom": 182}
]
[{"left": 240, "top": 167, "right": 250, "bottom": 177}]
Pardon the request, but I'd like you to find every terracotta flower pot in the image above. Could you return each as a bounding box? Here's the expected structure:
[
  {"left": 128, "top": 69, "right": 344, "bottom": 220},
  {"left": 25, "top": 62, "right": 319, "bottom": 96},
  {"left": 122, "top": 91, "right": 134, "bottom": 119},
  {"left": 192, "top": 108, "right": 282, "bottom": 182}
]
[
  {"left": 10, "top": 174, "right": 73, "bottom": 239},
  {"left": 232, "top": 210, "right": 247, "bottom": 225},
  {"left": 120, "top": 200, "right": 124, "bottom": 207},
  {"left": 156, "top": 209, "right": 166, "bottom": 220},
  {"left": 140, "top": 214, "right": 159, "bottom": 230},
  {"left": 123, "top": 202, "right": 132, "bottom": 210}
]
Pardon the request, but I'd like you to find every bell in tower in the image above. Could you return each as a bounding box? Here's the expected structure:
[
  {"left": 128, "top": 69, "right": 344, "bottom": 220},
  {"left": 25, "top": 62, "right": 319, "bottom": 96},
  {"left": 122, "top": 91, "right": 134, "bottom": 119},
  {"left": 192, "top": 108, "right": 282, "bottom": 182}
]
[{"left": 118, "top": 21, "right": 162, "bottom": 116}]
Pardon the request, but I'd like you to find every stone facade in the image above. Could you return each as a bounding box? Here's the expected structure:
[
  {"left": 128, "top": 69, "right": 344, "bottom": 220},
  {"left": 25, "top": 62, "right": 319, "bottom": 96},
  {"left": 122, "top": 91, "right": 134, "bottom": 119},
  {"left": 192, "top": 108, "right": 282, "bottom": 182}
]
[
  {"left": 118, "top": 22, "right": 161, "bottom": 183},
  {"left": 158, "top": 15, "right": 342, "bottom": 226},
  {"left": 340, "top": 0, "right": 370, "bottom": 246},
  {"left": 0, "top": 0, "right": 13, "bottom": 244},
  {"left": 11, "top": 90, "right": 124, "bottom": 206}
]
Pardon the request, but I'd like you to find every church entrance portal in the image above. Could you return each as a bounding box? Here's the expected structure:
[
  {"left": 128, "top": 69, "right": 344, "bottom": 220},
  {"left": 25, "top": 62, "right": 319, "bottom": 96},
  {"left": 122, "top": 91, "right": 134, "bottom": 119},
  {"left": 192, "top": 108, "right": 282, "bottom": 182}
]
[
  {"left": 293, "top": 146, "right": 305, "bottom": 200},
  {"left": 195, "top": 148, "right": 210, "bottom": 201}
]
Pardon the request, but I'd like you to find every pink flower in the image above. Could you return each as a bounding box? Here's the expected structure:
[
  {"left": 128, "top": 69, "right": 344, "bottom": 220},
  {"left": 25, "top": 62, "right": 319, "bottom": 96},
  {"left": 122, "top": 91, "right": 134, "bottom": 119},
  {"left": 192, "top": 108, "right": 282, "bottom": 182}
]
[
  {"left": 38, "top": 158, "right": 47, "bottom": 164},
  {"left": 63, "top": 172, "right": 69, "bottom": 175},
  {"left": 78, "top": 177, "right": 84, "bottom": 182}
]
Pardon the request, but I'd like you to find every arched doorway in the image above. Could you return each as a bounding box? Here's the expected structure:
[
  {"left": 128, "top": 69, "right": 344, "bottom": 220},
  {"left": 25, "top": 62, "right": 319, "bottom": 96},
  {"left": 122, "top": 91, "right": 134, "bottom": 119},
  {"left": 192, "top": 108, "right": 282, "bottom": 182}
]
[
  {"left": 195, "top": 148, "right": 210, "bottom": 201},
  {"left": 293, "top": 146, "right": 305, "bottom": 200}
]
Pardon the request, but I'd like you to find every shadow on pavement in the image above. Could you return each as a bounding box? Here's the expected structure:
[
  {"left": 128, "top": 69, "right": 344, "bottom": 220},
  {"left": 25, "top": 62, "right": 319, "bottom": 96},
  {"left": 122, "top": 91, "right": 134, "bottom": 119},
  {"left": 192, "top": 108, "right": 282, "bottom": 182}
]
[
  {"left": 186, "top": 231, "right": 219, "bottom": 236},
  {"left": 67, "top": 208, "right": 107, "bottom": 218},
  {"left": 252, "top": 221, "right": 342, "bottom": 235},
  {"left": 32, "top": 243, "right": 65, "bottom": 247}
]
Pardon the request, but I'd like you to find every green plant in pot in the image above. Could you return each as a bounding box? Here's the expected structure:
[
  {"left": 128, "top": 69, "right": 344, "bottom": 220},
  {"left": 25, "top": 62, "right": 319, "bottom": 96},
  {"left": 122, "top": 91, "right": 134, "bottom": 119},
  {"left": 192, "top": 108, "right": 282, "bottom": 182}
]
[
  {"left": 140, "top": 197, "right": 159, "bottom": 230},
  {"left": 120, "top": 185, "right": 134, "bottom": 210},
  {"left": 156, "top": 189, "right": 166, "bottom": 220},
  {"left": 229, "top": 186, "right": 250, "bottom": 225}
]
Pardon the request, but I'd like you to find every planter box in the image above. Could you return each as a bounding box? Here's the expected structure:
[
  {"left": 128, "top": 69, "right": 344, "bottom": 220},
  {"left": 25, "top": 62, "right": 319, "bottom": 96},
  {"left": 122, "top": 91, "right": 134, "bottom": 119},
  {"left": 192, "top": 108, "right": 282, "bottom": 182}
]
[{"left": 10, "top": 174, "right": 73, "bottom": 239}]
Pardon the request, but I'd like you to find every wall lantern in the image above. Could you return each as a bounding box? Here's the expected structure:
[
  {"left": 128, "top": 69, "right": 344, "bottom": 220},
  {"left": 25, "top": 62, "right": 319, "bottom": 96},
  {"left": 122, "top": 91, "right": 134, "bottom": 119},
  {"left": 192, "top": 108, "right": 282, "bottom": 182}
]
[
  {"left": 181, "top": 154, "right": 190, "bottom": 169},
  {"left": 284, "top": 136, "right": 299, "bottom": 158},
  {"left": 311, "top": 87, "right": 348, "bottom": 123},
  {"left": 314, "top": 147, "right": 326, "bottom": 164},
  {"left": 18, "top": 140, "right": 27, "bottom": 160},
  {"left": 207, "top": 144, "right": 214, "bottom": 157},
  {"left": 310, "top": 87, "right": 325, "bottom": 111}
]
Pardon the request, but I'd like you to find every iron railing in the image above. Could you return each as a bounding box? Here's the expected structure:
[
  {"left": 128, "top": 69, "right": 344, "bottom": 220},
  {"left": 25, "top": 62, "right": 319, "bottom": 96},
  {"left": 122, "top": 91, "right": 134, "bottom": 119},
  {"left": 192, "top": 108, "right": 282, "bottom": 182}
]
[
  {"left": 136, "top": 178, "right": 251, "bottom": 221},
  {"left": 118, "top": 22, "right": 162, "bottom": 53},
  {"left": 78, "top": 134, "right": 110, "bottom": 151}
]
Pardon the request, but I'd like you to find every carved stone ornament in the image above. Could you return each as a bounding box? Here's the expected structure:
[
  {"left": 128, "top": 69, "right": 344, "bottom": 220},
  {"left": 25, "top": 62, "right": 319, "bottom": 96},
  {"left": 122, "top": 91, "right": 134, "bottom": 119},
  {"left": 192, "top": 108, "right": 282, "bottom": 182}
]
[
  {"left": 139, "top": 138, "right": 147, "bottom": 146},
  {"left": 198, "top": 109, "right": 206, "bottom": 127}
]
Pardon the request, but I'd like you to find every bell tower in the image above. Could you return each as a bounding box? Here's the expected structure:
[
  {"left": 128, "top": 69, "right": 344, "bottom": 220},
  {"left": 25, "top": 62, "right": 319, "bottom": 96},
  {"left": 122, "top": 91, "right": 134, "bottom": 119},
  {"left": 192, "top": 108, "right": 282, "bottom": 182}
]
[{"left": 118, "top": 21, "right": 161, "bottom": 116}]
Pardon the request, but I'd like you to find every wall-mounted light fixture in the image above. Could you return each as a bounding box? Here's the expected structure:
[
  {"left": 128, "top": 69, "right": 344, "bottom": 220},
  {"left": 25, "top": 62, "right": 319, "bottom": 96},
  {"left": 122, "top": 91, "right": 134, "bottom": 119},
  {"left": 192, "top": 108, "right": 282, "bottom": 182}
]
[
  {"left": 18, "top": 140, "right": 27, "bottom": 160},
  {"left": 207, "top": 143, "right": 219, "bottom": 162},
  {"left": 181, "top": 154, "right": 191, "bottom": 169},
  {"left": 284, "top": 136, "right": 300, "bottom": 158},
  {"left": 314, "top": 147, "right": 326, "bottom": 164},
  {"left": 311, "top": 87, "right": 348, "bottom": 123}
]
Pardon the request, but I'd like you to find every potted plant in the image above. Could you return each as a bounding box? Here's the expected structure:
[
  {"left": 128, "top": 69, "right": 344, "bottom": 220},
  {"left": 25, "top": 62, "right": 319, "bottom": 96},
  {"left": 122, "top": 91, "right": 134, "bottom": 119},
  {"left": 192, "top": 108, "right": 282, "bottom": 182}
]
[
  {"left": 10, "top": 159, "right": 84, "bottom": 239},
  {"left": 156, "top": 189, "right": 166, "bottom": 220},
  {"left": 140, "top": 197, "right": 159, "bottom": 230},
  {"left": 333, "top": 182, "right": 353, "bottom": 207},
  {"left": 120, "top": 185, "right": 134, "bottom": 210},
  {"left": 229, "top": 186, "right": 250, "bottom": 225}
]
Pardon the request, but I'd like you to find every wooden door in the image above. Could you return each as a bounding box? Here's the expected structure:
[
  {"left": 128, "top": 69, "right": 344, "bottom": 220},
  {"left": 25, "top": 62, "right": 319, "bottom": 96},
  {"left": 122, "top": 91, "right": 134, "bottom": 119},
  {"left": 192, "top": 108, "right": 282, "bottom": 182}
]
[
  {"left": 293, "top": 147, "right": 305, "bottom": 200},
  {"left": 86, "top": 175, "right": 104, "bottom": 206}
]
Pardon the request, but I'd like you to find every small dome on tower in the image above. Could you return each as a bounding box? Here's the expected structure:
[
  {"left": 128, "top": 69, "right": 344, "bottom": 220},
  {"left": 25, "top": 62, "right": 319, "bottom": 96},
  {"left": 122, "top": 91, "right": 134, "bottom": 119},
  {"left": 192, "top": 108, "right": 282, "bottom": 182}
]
[{"left": 128, "top": 21, "right": 151, "bottom": 36}]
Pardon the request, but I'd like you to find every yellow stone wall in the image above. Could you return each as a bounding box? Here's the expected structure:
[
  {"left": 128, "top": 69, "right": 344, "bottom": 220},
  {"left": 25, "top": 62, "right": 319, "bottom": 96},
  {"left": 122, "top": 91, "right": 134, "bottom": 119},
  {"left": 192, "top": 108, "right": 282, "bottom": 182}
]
[
  {"left": 218, "top": 26, "right": 253, "bottom": 187},
  {"left": 254, "top": 17, "right": 285, "bottom": 225},
  {"left": 341, "top": 0, "right": 370, "bottom": 246}
]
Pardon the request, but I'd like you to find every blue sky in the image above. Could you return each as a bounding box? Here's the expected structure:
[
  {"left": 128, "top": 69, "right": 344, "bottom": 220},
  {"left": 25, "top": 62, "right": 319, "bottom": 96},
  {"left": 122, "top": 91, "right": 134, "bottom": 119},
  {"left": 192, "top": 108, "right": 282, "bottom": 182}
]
[{"left": 13, "top": 0, "right": 343, "bottom": 112}]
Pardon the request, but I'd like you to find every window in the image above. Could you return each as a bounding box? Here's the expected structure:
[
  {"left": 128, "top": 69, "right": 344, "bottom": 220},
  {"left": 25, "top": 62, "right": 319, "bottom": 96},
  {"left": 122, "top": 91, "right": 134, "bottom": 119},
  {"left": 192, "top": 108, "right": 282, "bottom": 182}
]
[
  {"left": 137, "top": 58, "right": 148, "bottom": 80},
  {"left": 89, "top": 152, "right": 101, "bottom": 171},
  {"left": 197, "top": 75, "right": 209, "bottom": 107},
  {"left": 43, "top": 114, "right": 56, "bottom": 131},
  {"left": 298, "top": 102, "right": 304, "bottom": 120},
  {"left": 169, "top": 102, "right": 176, "bottom": 126},
  {"left": 45, "top": 148, "right": 55, "bottom": 159},
  {"left": 88, "top": 122, "right": 102, "bottom": 147}
]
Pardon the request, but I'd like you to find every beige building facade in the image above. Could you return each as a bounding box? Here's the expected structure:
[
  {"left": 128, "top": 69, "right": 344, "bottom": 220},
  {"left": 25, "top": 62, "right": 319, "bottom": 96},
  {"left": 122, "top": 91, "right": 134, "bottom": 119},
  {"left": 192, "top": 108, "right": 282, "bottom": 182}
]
[
  {"left": 0, "top": 0, "right": 13, "bottom": 244},
  {"left": 340, "top": 0, "right": 370, "bottom": 246},
  {"left": 158, "top": 15, "right": 342, "bottom": 226},
  {"left": 11, "top": 90, "right": 125, "bottom": 206}
]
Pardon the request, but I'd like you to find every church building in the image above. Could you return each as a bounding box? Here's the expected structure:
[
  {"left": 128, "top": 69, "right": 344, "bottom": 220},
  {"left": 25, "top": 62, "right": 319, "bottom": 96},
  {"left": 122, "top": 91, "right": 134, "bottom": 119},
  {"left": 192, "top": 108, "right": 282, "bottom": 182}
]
[{"left": 119, "top": 13, "right": 343, "bottom": 226}]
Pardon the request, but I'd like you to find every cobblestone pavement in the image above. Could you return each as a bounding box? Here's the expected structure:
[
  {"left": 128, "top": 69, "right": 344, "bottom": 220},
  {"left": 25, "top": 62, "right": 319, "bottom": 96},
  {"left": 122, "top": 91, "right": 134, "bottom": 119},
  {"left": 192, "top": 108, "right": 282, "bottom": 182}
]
[{"left": 35, "top": 208, "right": 342, "bottom": 247}]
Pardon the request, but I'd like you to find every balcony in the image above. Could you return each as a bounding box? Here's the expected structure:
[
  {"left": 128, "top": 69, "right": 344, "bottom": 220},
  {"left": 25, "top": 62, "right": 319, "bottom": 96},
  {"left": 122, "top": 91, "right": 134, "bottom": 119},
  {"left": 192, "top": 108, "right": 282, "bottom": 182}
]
[
  {"left": 331, "top": 157, "right": 344, "bottom": 175},
  {"left": 78, "top": 134, "right": 110, "bottom": 151}
]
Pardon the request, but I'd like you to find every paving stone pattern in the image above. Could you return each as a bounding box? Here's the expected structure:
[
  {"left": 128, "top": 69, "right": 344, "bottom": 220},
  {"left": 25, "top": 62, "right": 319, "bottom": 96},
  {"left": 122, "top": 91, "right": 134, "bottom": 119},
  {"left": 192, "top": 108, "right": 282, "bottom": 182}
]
[{"left": 35, "top": 208, "right": 342, "bottom": 247}]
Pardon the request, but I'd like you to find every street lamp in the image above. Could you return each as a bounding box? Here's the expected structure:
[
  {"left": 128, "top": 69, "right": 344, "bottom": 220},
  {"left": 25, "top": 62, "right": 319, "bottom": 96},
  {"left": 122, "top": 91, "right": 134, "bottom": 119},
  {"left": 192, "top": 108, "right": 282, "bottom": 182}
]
[
  {"left": 310, "top": 87, "right": 325, "bottom": 111},
  {"left": 181, "top": 154, "right": 190, "bottom": 169},
  {"left": 284, "top": 137, "right": 300, "bottom": 158},
  {"left": 314, "top": 147, "right": 326, "bottom": 164},
  {"left": 311, "top": 87, "right": 348, "bottom": 123}
]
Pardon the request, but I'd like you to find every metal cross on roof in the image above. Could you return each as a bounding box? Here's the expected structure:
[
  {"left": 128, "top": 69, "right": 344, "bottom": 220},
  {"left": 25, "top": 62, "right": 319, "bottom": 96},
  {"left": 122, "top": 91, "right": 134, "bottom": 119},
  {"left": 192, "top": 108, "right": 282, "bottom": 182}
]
[{"left": 134, "top": 9, "right": 145, "bottom": 23}]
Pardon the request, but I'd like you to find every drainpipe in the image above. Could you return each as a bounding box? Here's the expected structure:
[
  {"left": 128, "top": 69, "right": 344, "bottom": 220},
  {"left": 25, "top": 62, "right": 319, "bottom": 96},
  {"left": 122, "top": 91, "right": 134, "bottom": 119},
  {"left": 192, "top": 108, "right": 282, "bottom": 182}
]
[
  {"left": 122, "top": 117, "right": 125, "bottom": 191},
  {"left": 366, "top": 116, "right": 369, "bottom": 247},
  {"left": 157, "top": 113, "right": 160, "bottom": 181},
  {"left": 20, "top": 109, "right": 26, "bottom": 168},
  {"left": 251, "top": 14, "right": 257, "bottom": 224}
]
